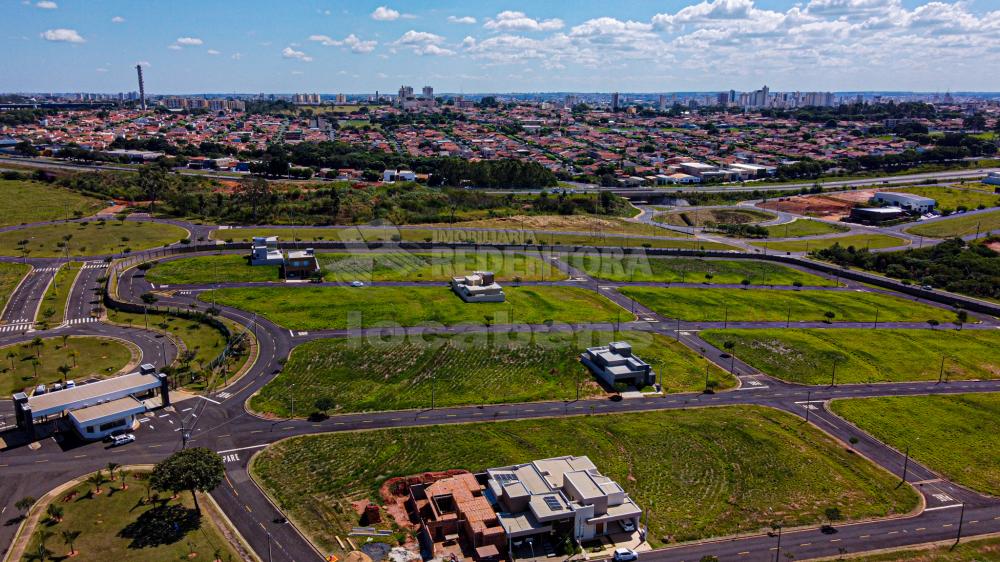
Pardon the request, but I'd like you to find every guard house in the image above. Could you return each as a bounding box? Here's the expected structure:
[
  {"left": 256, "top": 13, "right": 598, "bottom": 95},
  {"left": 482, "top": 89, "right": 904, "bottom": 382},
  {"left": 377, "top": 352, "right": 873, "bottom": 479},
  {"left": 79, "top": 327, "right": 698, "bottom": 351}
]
[
  {"left": 283, "top": 248, "right": 320, "bottom": 279},
  {"left": 451, "top": 271, "right": 505, "bottom": 303},
  {"left": 580, "top": 342, "right": 655, "bottom": 388},
  {"left": 12, "top": 364, "right": 170, "bottom": 441},
  {"left": 250, "top": 236, "right": 284, "bottom": 265},
  {"left": 872, "top": 192, "right": 936, "bottom": 214},
  {"left": 487, "top": 456, "right": 642, "bottom": 551}
]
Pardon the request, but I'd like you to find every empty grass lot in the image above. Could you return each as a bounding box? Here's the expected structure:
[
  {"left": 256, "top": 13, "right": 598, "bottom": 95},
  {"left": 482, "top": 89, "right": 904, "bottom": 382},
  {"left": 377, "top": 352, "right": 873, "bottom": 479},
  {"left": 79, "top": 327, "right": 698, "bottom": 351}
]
[
  {"left": 211, "top": 226, "right": 737, "bottom": 250},
  {"left": 0, "top": 220, "right": 189, "bottom": 257},
  {"left": 252, "top": 406, "right": 918, "bottom": 553},
  {"left": 202, "top": 285, "right": 623, "bottom": 330},
  {"left": 35, "top": 262, "right": 81, "bottom": 326},
  {"left": 897, "top": 185, "right": 1000, "bottom": 212},
  {"left": 906, "top": 209, "right": 1000, "bottom": 238},
  {"left": 0, "top": 262, "right": 30, "bottom": 308},
  {"left": 0, "top": 336, "right": 133, "bottom": 396},
  {"left": 249, "top": 330, "right": 734, "bottom": 416},
  {"left": 619, "top": 287, "right": 953, "bottom": 323},
  {"left": 701, "top": 329, "right": 1000, "bottom": 385},
  {"left": 20, "top": 470, "right": 243, "bottom": 562},
  {"left": 0, "top": 178, "right": 103, "bottom": 226},
  {"left": 752, "top": 234, "right": 909, "bottom": 252},
  {"left": 570, "top": 256, "right": 836, "bottom": 285},
  {"left": 764, "top": 219, "right": 849, "bottom": 238},
  {"left": 831, "top": 394, "right": 1000, "bottom": 496},
  {"left": 655, "top": 208, "right": 776, "bottom": 227}
]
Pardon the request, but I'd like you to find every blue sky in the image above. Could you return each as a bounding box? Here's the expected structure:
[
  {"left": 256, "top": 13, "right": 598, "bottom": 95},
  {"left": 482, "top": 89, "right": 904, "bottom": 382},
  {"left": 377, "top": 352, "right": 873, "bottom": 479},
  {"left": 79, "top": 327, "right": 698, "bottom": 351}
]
[{"left": 4, "top": 0, "right": 1000, "bottom": 94}]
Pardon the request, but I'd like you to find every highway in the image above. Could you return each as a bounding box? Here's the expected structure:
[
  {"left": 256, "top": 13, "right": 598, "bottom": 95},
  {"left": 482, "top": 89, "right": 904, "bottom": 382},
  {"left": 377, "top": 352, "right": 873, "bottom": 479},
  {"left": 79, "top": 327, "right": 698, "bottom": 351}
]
[{"left": 0, "top": 216, "right": 999, "bottom": 562}]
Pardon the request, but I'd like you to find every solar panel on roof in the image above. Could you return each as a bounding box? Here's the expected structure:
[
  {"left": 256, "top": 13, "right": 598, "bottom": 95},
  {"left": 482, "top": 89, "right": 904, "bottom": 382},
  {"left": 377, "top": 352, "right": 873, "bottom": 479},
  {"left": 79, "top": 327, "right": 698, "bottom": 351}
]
[
  {"left": 543, "top": 496, "right": 563, "bottom": 510},
  {"left": 495, "top": 473, "right": 519, "bottom": 483}
]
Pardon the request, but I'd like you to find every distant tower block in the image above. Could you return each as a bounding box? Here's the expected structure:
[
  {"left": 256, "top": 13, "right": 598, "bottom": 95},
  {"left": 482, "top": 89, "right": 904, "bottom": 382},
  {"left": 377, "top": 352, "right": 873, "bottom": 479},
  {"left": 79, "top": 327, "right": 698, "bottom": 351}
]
[{"left": 136, "top": 64, "right": 146, "bottom": 110}]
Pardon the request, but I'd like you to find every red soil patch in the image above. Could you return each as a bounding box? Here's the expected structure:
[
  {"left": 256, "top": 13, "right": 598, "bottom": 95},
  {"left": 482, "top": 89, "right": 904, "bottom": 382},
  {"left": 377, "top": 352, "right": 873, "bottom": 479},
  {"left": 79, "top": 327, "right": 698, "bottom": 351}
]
[{"left": 378, "top": 470, "right": 472, "bottom": 531}]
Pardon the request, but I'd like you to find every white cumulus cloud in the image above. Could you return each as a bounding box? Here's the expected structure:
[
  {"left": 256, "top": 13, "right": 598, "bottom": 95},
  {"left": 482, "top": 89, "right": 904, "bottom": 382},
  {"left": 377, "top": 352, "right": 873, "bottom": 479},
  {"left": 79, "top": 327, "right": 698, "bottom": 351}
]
[
  {"left": 448, "top": 15, "right": 477, "bottom": 24},
  {"left": 35, "top": 1, "right": 57, "bottom": 9},
  {"left": 371, "top": 6, "right": 400, "bottom": 21},
  {"left": 40, "top": 28, "right": 84, "bottom": 43},
  {"left": 176, "top": 37, "right": 203, "bottom": 46},
  {"left": 207, "top": 49, "right": 220, "bottom": 55},
  {"left": 393, "top": 30, "right": 454, "bottom": 55},
  {"left": 484, "top": 11, "right": 564, "bottom": 32},
  {"left": 309, "top": 33, "right": 377, "bottom": 53},
  {"left": 111, "top": 16, "right": 125, "bottom": 23},
  {"left": 282, "top": 46, "right": 313, "bottom": 61}
]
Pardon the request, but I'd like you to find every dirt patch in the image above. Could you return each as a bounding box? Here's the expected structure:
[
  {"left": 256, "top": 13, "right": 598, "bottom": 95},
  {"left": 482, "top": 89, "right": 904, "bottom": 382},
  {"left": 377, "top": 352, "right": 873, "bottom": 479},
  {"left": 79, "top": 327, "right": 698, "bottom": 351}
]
[{"left": 378, "top": 470, "right": 471, "bottom": 531}]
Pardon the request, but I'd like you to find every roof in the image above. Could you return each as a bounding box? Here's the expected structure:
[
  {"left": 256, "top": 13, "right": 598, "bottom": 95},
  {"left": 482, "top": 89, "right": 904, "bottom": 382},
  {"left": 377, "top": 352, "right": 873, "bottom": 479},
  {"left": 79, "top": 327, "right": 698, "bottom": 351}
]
[
  {"left": 68, "top": 395, "right": 145, "bottom": 424},
  {"left": 875, "top": 192, "right": 936, "bottom": 205},
  {"left": 28, "top": 371, "right": 160, "bottom": 415}
]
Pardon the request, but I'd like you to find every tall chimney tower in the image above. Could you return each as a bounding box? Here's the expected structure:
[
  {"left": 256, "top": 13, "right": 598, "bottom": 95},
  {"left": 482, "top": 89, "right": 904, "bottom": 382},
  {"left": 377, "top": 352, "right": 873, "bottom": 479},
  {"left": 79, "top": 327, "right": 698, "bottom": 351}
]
[{"left": 136, "top": 64, "right": 146, "bottom": 110}]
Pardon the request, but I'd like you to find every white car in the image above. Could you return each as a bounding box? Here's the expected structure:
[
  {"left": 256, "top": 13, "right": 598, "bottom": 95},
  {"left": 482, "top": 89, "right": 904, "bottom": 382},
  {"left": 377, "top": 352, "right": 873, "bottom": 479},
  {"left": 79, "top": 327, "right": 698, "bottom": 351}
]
[
  {"left": 621, "top": 519, "right": 636, "bottom": 533},
  {"left": 612, "top": 548, "right": 638, "bottom": 562},
  {"left": 111, "top": 433, "right": 136, "bottom": 447},
  {"left": 350, "top": 281, "right": 365, "bottom": 287}
]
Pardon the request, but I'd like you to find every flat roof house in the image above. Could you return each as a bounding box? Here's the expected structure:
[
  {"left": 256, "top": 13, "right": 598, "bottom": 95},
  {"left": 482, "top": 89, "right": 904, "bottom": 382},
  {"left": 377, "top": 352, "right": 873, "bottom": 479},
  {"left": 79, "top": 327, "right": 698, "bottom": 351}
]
[
  {"left": 284, "top": 248, "right": 319, "bottom": 280},
  {"left": 452, "top": 271, "right": 505, "bottom": 303},
  {"left": 250, "top": 236, "right": 284, "bottom": 265},
  {"left": 581, "top": 342, "right": 655, "bottom": 388},
  {"left": 12, "top": 364, "right": 169, "bottom": 440},
  {"left": 872, "top": 192, "right": 935, "bottom": 214}
]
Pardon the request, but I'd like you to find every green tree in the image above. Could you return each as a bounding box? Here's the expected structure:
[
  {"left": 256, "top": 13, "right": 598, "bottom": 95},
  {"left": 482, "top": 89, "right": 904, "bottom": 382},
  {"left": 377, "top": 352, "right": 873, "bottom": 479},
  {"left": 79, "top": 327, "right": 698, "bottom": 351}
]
[
  {"left": 150, "top": 448, "right": 225, "bottom": 514},
  {"left": 15, "top": 496, "right": 36, "bottom": 516},
  {"left": 87, "top": 470, "right": 104, "bottom": 495},
  {"left": 57, "top": 364, "right": 71, "bottom": 383},
  {"left": 45, "top": 504, "right": 63, "bottom": 523},
  {"left": 61, "top": 530, "right": 81, "bottom": 557}
]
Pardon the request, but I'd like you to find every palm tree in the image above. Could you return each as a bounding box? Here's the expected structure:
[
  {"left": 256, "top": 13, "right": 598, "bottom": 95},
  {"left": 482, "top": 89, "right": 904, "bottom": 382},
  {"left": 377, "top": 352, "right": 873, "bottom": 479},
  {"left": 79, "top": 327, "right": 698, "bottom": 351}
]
[
  {"left": 57, "top": 364, "right": 71, "bottom": 384},
  {"left": 61, "top": 530, "right": 81, "bottom": 556},
  {"left": 106, "top": 462, "right": 120, "bottom": 483},
  {"left": 45, "top": 504, "right": 63, "bottom": 523},
  {"left": 26, "top": 543, "right": 51, "bottom": 562},
  {"left": 30, "top": 358, "right": 40, "bottom": 380},
  {"left": 7, "top": 350, "right": 16, "bottom": 371},
  {"left": 118, "top": 469, "right": 130, "bottom": 490},
  {"left": 87, "top": 471, "right": 104, "bottom": 495},
  {"left": 31, "top": 336, "right": 43, "bottom": 358},
  {"left": 69, "top": 349, "right": 78, "bottom": 368}
]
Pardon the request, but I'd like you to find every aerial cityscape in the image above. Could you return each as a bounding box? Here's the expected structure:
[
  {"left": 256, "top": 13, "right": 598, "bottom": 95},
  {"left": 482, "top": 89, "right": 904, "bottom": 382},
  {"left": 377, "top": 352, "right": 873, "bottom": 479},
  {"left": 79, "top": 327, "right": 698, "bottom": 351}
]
[{"left": 1, "top": 1, "right": 1000, "bottom": 562}]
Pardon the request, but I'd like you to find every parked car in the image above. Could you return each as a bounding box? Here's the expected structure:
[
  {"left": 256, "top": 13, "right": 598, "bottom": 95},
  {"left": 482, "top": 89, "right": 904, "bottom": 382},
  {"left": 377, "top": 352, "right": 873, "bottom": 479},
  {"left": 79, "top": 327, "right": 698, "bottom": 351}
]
[
  {"left": 111, "top": 433, "right": 136, "bottom": 447},
  {"left": 34, "top": 384, "right": 46, "bottom": 395},
  {"left": 350, "top": 280, "right": 365, "bottom": 287},
  {"left": 65, "top": 380, "right": 76, "bottom": 389},
  {"left": 52, "top": 383, "right": 63, "bottom": 392},
  {"left": 621, "top": 519, "right": 636, "bottom": 533},
  {"left": 612, "top": 548, "right": 638, "bottom": 562}
]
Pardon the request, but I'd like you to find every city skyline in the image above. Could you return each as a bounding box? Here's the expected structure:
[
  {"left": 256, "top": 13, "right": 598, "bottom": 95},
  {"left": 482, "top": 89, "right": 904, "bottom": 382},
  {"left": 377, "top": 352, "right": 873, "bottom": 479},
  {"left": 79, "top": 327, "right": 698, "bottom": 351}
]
[{"left": 3, "top": 0, "right": 1000, "bottom": 94}]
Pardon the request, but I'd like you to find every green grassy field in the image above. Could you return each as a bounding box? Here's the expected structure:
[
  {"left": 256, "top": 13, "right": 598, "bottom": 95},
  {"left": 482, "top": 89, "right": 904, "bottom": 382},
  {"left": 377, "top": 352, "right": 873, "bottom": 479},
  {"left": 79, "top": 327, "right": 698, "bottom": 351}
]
[
  {"left": 570, "top": 256, "right": 837, "bottom": 285},
  {"left": 252, "top": 406, "right": 918, "bottom": 553},
  {"left": 619, "top": 288, "right": 953, "bottom": 323},
  {"left": 764, "top": 219, "right": 849, "bottom": 238},
  {"left": 701, "top": 329, "right": 1000, "bottom": 385},
  {"left": 0, "top": 220, "right": 189, "bottom": 257},
  {"left": 0, "top": 262, "right": 30, "bottom": 309},
  {"left": 0, "top": 336, "right": 133, "bottom": 396},
  {"left": 843, "top": 535, "right": 1000, "bottom": 561},
  {"left": 35, "top": 262, "right": 80, "bottom": 326},
  {"left": 752, "top": 234, "right": 909, "bottom": 252},
  {"left": 202, "top": 285, "right": 623, "bottom": 330},
  {"left": 148, "top": 251, "right": 563, "bottom": 285},
  {"left": 250, "top": 330, "right": 733, "bottom": 416},
  {"left": 20, "top": 470, "right": 243, "bottom": 562},
  {"left": 0, "top": 178, "right": 103, "bottom": 226},
  {"left": 906, "top": 210, "right": 1000, "bottom": 238},
  {"left": 427, "top": 215, "right": 669, "bottom": 236},
  {"left": 211, "top": 226, "right": 739, "bottom": 250},
  {"left": 896, "top": 185, "right": 1000, "bottom": 212},
  {"left": 831, "top": 394, "right": 1000, "bottom": 496},
  {"left": 655, "top": 208, "right": 775, "bottom": 227}
]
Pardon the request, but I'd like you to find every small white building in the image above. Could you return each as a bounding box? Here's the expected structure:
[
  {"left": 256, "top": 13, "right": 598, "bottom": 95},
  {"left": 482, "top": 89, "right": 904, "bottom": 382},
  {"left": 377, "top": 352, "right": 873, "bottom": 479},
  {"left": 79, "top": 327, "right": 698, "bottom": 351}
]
[
  {"left": 451, "top": 271, "right": 505, "bottom": 303},
  {"left": 872, "top": 192, "right": 936, "bottom": 214},
  {"left": 250, "top": 236, "right": 284, "bottom": 265},
  {"left": 383, "top": 169, "right": 417, "bottom": 183}
]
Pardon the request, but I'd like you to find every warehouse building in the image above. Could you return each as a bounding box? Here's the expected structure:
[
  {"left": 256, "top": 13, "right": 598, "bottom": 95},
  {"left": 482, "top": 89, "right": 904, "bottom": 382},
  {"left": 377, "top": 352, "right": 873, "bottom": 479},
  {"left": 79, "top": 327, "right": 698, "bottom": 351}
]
[{"left": 872, "top": 192, "right": 936, "bottom": 214}]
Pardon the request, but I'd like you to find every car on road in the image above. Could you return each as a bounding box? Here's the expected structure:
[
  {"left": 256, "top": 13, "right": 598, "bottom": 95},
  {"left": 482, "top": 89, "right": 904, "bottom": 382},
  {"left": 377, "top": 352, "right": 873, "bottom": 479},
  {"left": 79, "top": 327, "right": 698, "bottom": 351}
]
[
  {"left": 111, "top": 433, "right": 135, "bottom": 447},
  {"left": 350, "top": 280, "right": 365, "bottom": 287},
  {"left": 612, "top": 548, "right": 638, "bottom": 562}
]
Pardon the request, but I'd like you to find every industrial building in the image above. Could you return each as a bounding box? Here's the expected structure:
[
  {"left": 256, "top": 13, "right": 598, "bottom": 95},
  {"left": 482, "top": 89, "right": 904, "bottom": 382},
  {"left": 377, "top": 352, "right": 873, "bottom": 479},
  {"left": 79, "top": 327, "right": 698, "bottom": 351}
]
[
  {"left": 848, "top": 206, "right": 907, "bottom": 225},
  {"left": 12, "top": 364, "right": 169, "bottom": 440},
  {"left": 872, "top": 192, "right": 936, "bottom": 214}
]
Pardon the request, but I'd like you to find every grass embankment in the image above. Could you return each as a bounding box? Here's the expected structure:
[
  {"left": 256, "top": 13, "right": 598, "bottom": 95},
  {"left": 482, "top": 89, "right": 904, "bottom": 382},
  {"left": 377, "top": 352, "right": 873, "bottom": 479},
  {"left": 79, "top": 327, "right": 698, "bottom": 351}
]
[
  {"left": 571, "top": 256, "right": 836, "bottom": 286},
  {"left": 147, "top": 251, "right": 562, "bottom": 284},
  {"left": 35, "top": 262, "right": 81, "bottom": 327},
  {"left": 843, "top": 535, "right": 1000, "bottom": 561},
  {"left": 0, "top": 262, "right": 31, "bottom": 309},
  {"left": 20, "top": 470, "right": 243, "bottom": 562},
  {"left": 0, "top": 336, "right": 133, "bottom": 396},
  {"left": 619, "top": 287, "right": 954, "bottom": 323},
  {"left": 701, "top": 329, "right": 1000, "bottom": 385},
  {"left": 751, "top": 234, "right": 909, "bottom": 252},
  {"left": 252, "top": 406, "right": 919, "bottom": 553},
  {"left": 0, "top": 178, "right": 103, "bottom": 226},
  {"left": 655, "top": 208, "right": 775, "bottom": 227},
  {"left": 105, "top": 309, "right": 238, "bottom": 392},
  {"left": 764, "top": 219, "right": 849, "bottom": 238},
  {"left": 211, "top": 226, "right": 738, "bottom": 250},
  {"left": 250, "top": 330, "right": 733, "bottom": 416},
  {"left": 202, "top": 285, "right": 623, "bottom": 330},
  {"left": 832, "top": 394, "right": 1000, "bottom": 496},
  {"left": 896, "top": 184, "right": 1000, "bottom": 212},
  {"left": 906, "top": 209, "right": 1000, "bottom": 238},
  {"left": 425, "top": 214, "right": 670, "bottom": 236},
  {"left": 0, "top": 220, "right": 189, "bottom": 257}
]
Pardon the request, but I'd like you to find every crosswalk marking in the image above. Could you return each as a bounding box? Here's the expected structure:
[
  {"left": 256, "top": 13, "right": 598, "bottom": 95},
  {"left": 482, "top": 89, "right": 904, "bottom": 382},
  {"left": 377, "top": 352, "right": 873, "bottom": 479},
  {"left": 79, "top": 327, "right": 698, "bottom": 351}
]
[
  {"left": 81, "top": 263, "right": 106, "bottom": 270},
  {"left": 33, "top": 267, "right": 59, "bottom": 273},
  {"left": 65, "top": 317, "right": 98, "bottom": 325},
  {"left": 215, "top": 391, "right": 233, "bottom": 400},
  {"left": 0, "top": 323, "right": 33, "bottom": 332}
]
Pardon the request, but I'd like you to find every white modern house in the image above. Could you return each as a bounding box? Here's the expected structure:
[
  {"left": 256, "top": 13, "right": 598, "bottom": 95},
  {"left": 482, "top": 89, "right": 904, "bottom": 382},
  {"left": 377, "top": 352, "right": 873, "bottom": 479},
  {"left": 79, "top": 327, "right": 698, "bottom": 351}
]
[
  {"left": 451, "top": 271, "right": 505, "bottom": 303},
  {"left": 581, "top": 342, "right": 655, "bottom": 388},
  {"left": 250, "top": 236, "right": 284, "bottom": 265}
]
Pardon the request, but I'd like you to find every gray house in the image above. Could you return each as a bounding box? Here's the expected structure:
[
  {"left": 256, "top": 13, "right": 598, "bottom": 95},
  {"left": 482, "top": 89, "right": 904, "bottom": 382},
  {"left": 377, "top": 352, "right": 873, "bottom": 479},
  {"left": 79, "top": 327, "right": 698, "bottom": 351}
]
[
  {"left": 581, "top": 342, "right": 655, "bottom": 388},
  {"left": 250, "top": 236, "right": 284, "bottom": 265},
  {"left": 451, "top": 271, "right": 505, "bottom": 303}
]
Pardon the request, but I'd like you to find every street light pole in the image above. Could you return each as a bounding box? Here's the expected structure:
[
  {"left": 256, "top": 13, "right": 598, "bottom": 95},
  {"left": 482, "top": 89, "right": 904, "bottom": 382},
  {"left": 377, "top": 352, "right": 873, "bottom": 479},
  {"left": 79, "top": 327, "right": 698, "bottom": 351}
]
[
  {"left": 901, "top": 446, "right": 910, "bottom": 484},
  {"left": 830, "top": 360, "right": 837, "bottom": 387},
  {"left": 774, "top": 525, "right": 782, "bottom": 562},
  {"left": 805, "top": 390, "right": 811, "bottom": 424},
  {"left": 873, "top": 307, "right": 879, "bottom": 330},
  {"left": 956, "top": 502, "right": 966, "bottom": 544}
]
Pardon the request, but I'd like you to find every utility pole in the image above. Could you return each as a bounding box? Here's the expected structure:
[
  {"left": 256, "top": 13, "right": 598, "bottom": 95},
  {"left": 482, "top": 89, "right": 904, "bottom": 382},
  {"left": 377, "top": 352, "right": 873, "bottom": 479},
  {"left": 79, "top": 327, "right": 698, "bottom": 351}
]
[
  {"left": 431, "top": 374, "right": 436, "bottom": 409},
  {"left": 873, "top": 307, "right": 879, "bottom": 330},
  {"left": 939, "top": 356, "right": 946, "bottom": 383},
  {"left": 901, "top": 446, "right": 910, "bottom": 484},
  {"left": 723, "top": 304, "right": 728, "bottom": 329},
  {"left": 805, "top": 390, "right": 811, "bottom": 424},
  {"left": 267, "top": 530, "right": 272, "bottom": 562},
  {"left": 956, "top": 502, "right": 966, "bottom": 544},
  {"left": 675, "top": 317, "right": 680, "bottom": 341},
  {"left": 773, "top": 524, "right": 782, "bottom": 562},
  {"left": 786, "top": 306, "right": 791, "bottom": 328},
  {"left": 830, "top": 359, "right": 837, "bottom": 387}
]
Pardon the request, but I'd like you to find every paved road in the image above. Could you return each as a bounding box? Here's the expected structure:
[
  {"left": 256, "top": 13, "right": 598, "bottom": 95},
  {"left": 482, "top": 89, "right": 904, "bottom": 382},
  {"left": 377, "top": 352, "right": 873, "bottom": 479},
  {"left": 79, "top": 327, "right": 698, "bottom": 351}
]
[
  {"left": 1, "top": 221, "right": 999, "bottom": 562},
  {"left": 0, "top": 263, "right": 55, "bottom": 332}
]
